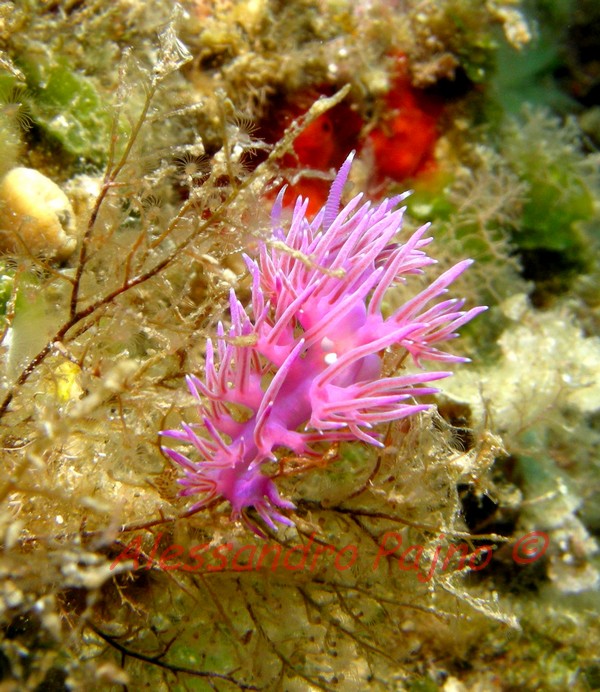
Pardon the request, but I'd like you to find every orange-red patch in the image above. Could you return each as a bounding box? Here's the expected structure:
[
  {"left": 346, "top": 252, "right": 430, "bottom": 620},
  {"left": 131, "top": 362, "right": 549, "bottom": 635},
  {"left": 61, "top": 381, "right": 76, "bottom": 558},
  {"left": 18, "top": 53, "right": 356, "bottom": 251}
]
[{"left": 367, "top": 53, "right": 443, "bottom": 183}]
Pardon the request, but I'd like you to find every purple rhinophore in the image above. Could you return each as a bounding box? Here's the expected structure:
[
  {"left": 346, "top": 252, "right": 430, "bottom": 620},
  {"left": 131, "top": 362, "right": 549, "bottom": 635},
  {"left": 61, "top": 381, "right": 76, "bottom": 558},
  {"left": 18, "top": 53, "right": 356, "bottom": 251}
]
[{"left": 161, "top": 153, "right": 486, "bottom": 535}]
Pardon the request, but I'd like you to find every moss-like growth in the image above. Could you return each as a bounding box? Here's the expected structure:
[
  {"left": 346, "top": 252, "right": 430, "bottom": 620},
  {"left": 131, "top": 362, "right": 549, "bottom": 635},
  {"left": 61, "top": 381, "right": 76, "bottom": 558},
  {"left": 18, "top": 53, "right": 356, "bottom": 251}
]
[
  {"left": 503, "top": 108, "right": 596, "bottom": 254},
  {"left": 0, "top": 76, "right": 28, "bottom": 175}
]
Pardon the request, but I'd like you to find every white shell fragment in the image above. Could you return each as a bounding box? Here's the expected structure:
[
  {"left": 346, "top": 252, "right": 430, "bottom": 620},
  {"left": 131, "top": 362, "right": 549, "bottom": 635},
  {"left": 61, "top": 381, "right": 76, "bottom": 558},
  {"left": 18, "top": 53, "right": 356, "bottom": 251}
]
[{"left": 0, "top": 166, "right": 77, "bottom": 260}]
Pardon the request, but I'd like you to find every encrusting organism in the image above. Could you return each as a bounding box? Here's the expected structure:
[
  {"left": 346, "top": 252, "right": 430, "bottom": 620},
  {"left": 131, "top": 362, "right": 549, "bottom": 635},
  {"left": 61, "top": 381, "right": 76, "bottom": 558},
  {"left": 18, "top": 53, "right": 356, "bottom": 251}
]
[{"left": 162, "top": 153, "right": 486, "bottom": 535}]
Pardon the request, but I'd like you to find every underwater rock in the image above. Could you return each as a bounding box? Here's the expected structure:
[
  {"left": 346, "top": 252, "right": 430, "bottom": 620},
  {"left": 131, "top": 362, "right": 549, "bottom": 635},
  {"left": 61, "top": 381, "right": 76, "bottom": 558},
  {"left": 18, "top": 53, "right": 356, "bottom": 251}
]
[{"left": 0, "top": 167, "right": 77, "bottom": 260}]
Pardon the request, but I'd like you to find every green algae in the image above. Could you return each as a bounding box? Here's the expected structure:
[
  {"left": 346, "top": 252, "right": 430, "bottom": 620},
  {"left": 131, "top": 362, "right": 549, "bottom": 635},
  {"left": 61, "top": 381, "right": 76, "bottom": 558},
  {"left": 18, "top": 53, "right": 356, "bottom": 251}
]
[{"left": 20, "top": 58, "right": 112, "bottom": 164}]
